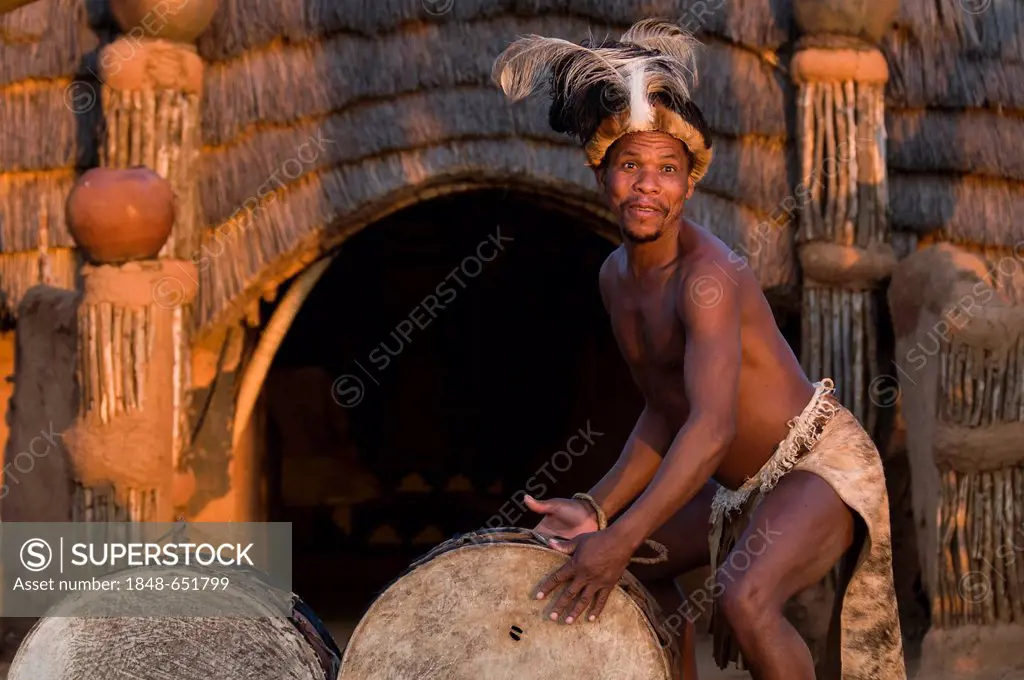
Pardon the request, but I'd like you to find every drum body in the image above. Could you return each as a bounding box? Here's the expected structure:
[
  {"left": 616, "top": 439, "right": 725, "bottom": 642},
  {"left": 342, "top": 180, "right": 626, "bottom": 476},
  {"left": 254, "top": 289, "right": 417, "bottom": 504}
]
[
  {"left": 339, "top": 529, "right": 680, "bottom": 680},
  {"left": 7, "top": 563, "right": 341, "bottom": 680}
]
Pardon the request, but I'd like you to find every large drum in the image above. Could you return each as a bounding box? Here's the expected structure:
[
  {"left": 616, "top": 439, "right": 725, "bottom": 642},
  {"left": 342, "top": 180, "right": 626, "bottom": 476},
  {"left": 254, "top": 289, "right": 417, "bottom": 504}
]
[
  {"left": 7, "top": 561, "right": 342, "bottom": 680},
  {"left": 339, "top": 528, "right": 681, "bottom": 680}
]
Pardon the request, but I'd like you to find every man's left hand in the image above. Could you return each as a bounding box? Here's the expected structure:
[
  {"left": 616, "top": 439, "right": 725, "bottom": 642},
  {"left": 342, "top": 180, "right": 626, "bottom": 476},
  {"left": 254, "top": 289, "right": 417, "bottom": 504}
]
[{"left": 535, "top": 530, "right": 634, "bottom": 624}]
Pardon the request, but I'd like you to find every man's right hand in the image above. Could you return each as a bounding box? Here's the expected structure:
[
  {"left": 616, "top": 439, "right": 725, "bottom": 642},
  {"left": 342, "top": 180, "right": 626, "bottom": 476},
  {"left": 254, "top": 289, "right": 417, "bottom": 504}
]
[{"left": 525, "top": 495, "right": 600, "bottom": 539}]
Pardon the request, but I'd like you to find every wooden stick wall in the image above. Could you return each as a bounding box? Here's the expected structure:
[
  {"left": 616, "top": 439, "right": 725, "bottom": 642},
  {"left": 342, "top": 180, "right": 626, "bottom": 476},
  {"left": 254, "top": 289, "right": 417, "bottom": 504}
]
[
  {"left": 935, "top": 336, "right": 1024, "bottom": 626},
  {"left": 796, "top": 72, "right": 890, "bottom": 430},
  {"left": 75, "top": 302, "right": 153, "bottom": 423}
]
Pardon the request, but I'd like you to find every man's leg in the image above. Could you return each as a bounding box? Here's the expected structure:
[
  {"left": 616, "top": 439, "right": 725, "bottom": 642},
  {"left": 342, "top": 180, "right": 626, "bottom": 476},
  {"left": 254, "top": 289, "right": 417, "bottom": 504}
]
[
  {"left": 715, "top": 470, "right": 855, "bottom": 680},
  {"left": 628, "top": 480, "right": 718, "bottom": 680}
]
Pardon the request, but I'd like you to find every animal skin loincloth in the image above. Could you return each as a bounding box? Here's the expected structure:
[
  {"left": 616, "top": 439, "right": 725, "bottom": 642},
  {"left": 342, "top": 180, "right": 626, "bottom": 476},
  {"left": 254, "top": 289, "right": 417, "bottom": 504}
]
[{"left": 707, "top": 379, "right": 906, "bottom": 679}]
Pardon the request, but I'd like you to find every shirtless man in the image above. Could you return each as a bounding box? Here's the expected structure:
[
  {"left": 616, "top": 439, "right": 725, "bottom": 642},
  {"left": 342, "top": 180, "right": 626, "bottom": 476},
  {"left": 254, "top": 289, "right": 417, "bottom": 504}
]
[
  {"left": 523, "top": 128, "right": 903, "bottom": 680},
  {"left": 491, "top": 19, "right": 904, "bottom": 679}
]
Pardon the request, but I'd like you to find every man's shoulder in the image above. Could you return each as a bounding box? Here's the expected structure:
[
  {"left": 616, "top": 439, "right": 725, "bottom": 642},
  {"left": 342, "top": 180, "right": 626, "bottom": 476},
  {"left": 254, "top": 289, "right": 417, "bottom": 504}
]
[
  {"left": 674, "top": 249, "right": 742, "bottom": 321},
  {"left": 600, "top": 245, "right": 625, "bottom": 271},
  {"left": 678, "top": 247, "right": 726, "bottom": 284},
  {"left": 598, "top": 246, "right": 625, "bottom": 284},
  {"left": 597, "top": 246, "right": 625, "bottom": 309}
]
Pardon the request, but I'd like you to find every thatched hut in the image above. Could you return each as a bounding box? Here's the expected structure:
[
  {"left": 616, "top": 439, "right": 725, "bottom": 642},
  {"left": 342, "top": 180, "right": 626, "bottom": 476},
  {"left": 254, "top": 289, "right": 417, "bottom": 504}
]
[{"left": 0, "top": 0, "right": 1022, "bottom": 676}]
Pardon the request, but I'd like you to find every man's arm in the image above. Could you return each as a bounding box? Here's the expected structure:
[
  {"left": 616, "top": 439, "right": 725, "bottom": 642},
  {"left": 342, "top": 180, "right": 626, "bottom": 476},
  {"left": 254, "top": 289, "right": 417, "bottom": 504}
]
[
  {"left": 607, "top": 262, "right": 741, "bottom": 549},
  {"left": 587, "top": 249, "right": 671, "bottom": 518},
  {"left": 586, "top": 406, "right": 671, "bottom": 519}
]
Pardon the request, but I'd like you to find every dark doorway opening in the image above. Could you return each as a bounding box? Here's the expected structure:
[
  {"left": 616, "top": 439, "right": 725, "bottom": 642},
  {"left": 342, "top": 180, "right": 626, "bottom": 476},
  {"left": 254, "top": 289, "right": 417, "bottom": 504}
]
[{"left": 261, "top": 190, "right": 642, "bottom": 624}]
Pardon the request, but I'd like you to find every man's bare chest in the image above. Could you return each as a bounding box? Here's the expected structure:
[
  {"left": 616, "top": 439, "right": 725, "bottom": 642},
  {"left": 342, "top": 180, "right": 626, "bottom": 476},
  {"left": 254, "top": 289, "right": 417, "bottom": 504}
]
[{"left": 610, "top": 297, "right": 687, "bottom": 375}]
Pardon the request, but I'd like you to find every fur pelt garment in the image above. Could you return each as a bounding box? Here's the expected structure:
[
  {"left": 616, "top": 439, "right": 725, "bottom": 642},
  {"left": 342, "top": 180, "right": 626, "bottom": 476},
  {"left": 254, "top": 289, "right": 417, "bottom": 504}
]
[
  {"left": 709, "top": 379, "right": 907, "bottom": 679},
  {"left": 491, "top": 18, "right": 713, "bottom": 182}
]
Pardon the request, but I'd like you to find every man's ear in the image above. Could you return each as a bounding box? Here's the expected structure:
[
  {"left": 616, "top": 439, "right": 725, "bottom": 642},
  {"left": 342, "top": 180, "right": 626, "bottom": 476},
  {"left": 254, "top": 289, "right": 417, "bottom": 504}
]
[
  {"left": 593, "top": 166, "right": 606, "bottom": 193},
  {"left": 685, "top": 178, "right": 695, "bottom": 200}
]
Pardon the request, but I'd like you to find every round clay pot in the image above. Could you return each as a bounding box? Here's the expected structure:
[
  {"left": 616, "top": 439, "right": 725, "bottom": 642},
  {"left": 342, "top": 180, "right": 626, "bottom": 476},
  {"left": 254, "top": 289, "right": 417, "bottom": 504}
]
[
  {"left": 109, "top": 0, "right": 220, "bottom": 43},
  {"left": 793, "top": 0, "right": 899, "bottom": 43},
  {"left": 66, "top": 167, "right": 175, "bottom": 264}
]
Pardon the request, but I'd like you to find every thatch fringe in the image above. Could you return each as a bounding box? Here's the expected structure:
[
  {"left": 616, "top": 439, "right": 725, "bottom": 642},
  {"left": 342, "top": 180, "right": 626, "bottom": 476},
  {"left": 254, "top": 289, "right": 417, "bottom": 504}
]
[
  {"left": 199, "top": 86, "right": 788, "bottom": 227},
  {"left": 893, "top": 0, "right": 1024, "bottom": 63},
  {"left": 0, "top": 80, "right": 102, "bottom": 171},
  {"left": 887, "top": 108, "right": 1024, "bottom": 182},
  {"left": 193, "top": 138, "right": 792, "bottom": 336},
  {"left": 890, "top": 174, "right": 1024, "bottom": 246},
  {"left": 0, "top": 0, "right": 103, "bottom": 88},
  {"left": 196, "top": 0, "right": 791, "bottom": 64},
  {"left": 0, "top": 247, "right": 78, "bottom": 320},
  {"left": 938, "top": 338, "right": 1024, "bottom": 429},
  {"left": 200, "top": 18, "right": 787, "bottom": 147},
  {"left": 883, "top": 32, "right": 1024, "bottom": 109},
  {"left": 0, "top": 170, "right": 77, "bottom": 250}
]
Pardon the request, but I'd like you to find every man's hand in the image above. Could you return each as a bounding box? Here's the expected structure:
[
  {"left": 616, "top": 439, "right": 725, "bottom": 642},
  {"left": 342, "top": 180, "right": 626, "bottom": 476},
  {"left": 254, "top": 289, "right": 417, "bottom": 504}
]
[
  {"left": 526, "top": 495, "right": 599, "bottom": 539},
  {"left": 534, "top": 530, "right": 633, "bottom": 624}
]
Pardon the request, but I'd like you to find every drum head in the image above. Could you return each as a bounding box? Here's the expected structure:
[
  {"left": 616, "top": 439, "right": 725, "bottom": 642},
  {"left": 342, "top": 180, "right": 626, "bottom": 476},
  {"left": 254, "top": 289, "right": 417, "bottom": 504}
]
[{"left": 340, "top": 542, "right": 672, "bottom": 679}]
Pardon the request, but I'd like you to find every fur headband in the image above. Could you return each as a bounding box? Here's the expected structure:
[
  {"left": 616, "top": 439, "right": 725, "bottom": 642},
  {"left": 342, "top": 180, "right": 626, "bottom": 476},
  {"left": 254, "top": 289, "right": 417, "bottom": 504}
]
[{"left": 492, "top": 18, "right": 713, "bottom": 183}]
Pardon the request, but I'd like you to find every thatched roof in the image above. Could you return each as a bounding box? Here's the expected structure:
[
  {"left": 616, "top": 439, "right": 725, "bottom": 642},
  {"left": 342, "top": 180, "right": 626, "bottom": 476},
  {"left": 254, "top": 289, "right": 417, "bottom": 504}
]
[
  {"left": 0, "top": 0, "right": 111, "bottom": 321},
  {"left": 2, "top": 0, "right": 1023, "bottom": 336},
  {"left": 200, "top": 24, "right": 789, "bottom": 147},
  {"left": 193, "top": 6, "right": 795, "bottom": 337},
  {"left": 887, "top": 109, "right": 1024, "bottom": 182},
  {"left": 884, "top": 0, "right": 1024, "bottom": 107},
  {"left": 889, "top": 174, "right": 1024, "bottom": 245},
  {"left": 882, "top": 0, "right": 1024, "bottom": 248},
  {"left": 196, "top": 0, "right": 793, "bottom": 62},
  {"left": 200, "top": 87, "right": 789, "bottom": 229}
]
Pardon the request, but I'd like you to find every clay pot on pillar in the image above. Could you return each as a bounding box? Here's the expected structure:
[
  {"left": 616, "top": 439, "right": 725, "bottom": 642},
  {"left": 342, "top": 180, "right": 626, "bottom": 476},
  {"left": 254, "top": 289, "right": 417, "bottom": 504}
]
[
  {"left": 65, "top": 166, "right": 174, "bottom": 264},
  {"left": 109, "top": 0, "right": 220, "bottom": 43}
]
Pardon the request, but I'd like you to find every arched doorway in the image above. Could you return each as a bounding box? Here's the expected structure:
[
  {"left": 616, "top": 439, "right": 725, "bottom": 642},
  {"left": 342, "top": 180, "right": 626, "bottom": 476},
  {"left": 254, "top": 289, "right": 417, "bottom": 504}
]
[{"left": 258, "top": 189, "right": 642, "bottom": 623}]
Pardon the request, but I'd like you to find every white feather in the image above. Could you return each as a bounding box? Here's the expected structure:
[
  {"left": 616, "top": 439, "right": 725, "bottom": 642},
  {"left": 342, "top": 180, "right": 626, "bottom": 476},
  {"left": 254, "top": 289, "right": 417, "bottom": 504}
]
[
  {"left": 627, "top": 63, "right": 651, "bottom": 128},
  {"left": 491, "top": 35, "right": 627, "bottom": 102},
  {"left": 491, "top": 19, "right": 705, "bottom": 140}
]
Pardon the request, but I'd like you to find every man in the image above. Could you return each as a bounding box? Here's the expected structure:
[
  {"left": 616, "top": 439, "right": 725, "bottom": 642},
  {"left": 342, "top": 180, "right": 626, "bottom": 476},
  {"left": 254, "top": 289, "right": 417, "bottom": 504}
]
[{"left": 492, "top": 18, "right": 905, "bottom": 680}]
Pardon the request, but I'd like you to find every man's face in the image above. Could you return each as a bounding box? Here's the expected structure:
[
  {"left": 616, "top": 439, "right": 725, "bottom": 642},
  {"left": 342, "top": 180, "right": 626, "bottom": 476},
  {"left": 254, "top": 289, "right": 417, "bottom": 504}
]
[{"left": 595, "top": 132, "right": 695, "bottom": 244}]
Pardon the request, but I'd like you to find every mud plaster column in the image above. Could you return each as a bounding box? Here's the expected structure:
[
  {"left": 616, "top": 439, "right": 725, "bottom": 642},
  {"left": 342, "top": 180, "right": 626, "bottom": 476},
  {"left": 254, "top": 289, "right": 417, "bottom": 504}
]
[
  {"left": 791, "top": 42, "right": 894, "bottom": 433},
  {"left": 890, "top": 244, "right": 1024, "bottom": 675},
  {"left": 95, "top": 2, "right": 217, "bottom": 511},
  {"left": 67, "top": 262, "right": 197, "bottom": 520}
]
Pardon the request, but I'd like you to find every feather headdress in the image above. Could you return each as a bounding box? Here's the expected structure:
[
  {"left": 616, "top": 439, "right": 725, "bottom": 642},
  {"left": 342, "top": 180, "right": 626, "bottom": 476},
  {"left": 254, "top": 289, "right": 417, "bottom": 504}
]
[{"left": 492, "top": 18, "right": 713, "bottom": 183}]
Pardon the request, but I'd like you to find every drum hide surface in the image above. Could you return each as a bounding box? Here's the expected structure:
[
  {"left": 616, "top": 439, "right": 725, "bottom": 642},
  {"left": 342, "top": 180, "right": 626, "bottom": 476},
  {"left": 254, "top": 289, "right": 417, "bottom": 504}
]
[{"left": 339, "top": 542, "right": 672, "bottom": 680}]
